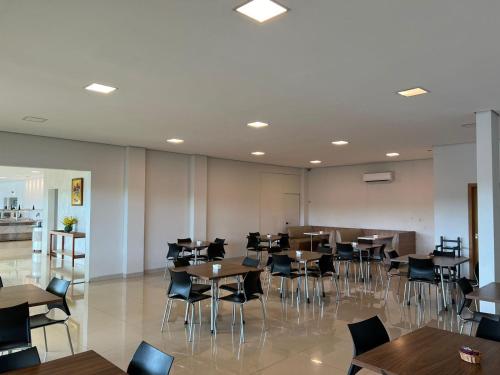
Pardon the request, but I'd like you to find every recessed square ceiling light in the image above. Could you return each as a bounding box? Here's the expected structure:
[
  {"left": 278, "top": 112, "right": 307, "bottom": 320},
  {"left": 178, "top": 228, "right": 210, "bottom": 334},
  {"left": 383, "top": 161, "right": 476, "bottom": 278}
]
[
  {"left": 235, "top": 0, "right": 288, "bottom": 23},
  {"left": 166, "top": 138, "right": 184, "bottom": 144},
  {"left": 386, "top": 152, "right": 400, "bottom": 157},
  {"left": 331, "top": 140, "right": 349, "bottom": 146},
  {"left": 22, "top": 116, "right": 47, "bottom": 123},
  {"left": 310, "top": 160, "right": 322, "bottom": 164},
  {"left": 397, "top": 87, "right": 428, "bottom": 97},
  {"left": 251, "top": 151, "right": 265, "bottom": 156},
  {"left": 247, "top": 121, "right": 269, "bottom": 128},
  {"left": 85, "top": 83, "right": 117, "bottom": 94}
]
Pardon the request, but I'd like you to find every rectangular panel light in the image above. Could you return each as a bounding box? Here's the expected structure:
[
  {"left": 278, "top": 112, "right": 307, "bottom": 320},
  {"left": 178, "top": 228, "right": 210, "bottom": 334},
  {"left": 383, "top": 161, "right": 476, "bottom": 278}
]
[
  {"left": 236, "top": 0, "right": 288, "bottom": 23},
  {"left": 397, "top": 87, "right": 428, "bottom": 97},
  {"left": 85, "top": 83, "right": 117, "bottom": 94}
]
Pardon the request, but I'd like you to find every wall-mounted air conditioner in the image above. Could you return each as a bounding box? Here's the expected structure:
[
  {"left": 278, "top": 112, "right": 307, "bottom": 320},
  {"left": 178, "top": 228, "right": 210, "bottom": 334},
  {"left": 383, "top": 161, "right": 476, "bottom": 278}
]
[{"left": 363, "top": 172, "right": 394, "bottom": 183}]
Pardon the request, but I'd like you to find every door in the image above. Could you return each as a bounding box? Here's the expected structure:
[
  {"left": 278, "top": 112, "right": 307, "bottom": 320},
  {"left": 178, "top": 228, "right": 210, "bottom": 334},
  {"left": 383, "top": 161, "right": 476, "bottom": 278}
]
[
  {"left": 282, "top": 193, "right": 300, "bottom": 232},
  {"left": 468, "top": 184, "right": 478, "bottom": 279}
]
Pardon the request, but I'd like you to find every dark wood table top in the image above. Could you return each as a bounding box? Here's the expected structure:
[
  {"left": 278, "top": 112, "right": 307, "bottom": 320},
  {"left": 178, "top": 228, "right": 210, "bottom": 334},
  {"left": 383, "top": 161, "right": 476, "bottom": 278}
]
[
  {"left": 49, "top": 230, "right": 86, "bottom": 238},
  {"left": 391, "top": 254, "right": 469, "bottom": 268},
  {"left": 0, "top": 284, "right": 62, "bottom": 309},
  {"left": 177, "top": 240, "right": 211, "bottom": 249},
  {"left": 276, "top": 250, "right": 322, "bottom": 262},
  {"left": 466, "top": 282, "right": 500, "bottom": 303},
  {"left": 353, "top": 326, "right": 500, "bottom": 375},
  {"left": 6, "top": 351, "right": 126, "bottom": 374},
  {"left": 172, "top": 258, "right": 260, "bottom": 280}
]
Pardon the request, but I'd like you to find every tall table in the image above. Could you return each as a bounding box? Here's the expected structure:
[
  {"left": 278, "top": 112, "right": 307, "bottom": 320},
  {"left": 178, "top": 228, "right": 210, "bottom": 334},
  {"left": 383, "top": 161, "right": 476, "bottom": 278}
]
[
  {"left": 353, "top": 326, "right": 500, "bottom": 374},
  {"left": 173, "top": 258, "right": 260, "bottom": 333},
  {"left": 49, "top": 230, "right": 86, "bottom": 268}
]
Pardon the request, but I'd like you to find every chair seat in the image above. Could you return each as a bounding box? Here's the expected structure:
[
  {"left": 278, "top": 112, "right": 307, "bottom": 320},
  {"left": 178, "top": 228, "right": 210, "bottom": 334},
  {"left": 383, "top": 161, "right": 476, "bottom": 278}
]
[
  {"left": 271, "top": 272, "right": 303, "bottom": 279},
  {"left": 192, "top": 283, "right": 211, "bottom": 294},
  {"left": 169, "top": 292, "right": 211, "bottom": 303},
  {"left": 30, "top": 313, "right": 67, "bottom": 329},
  {"left": 308, "top": 270, "right": 335, "bottom": 278},
  {"left": 218, "top": 293, "right": 260, "bottom": 304},
  {"left": 220, "top": 283, "right": 240, "bottom": 293},
  {"left": 408, "top": 276, "right": 440, "bottom": 283}
]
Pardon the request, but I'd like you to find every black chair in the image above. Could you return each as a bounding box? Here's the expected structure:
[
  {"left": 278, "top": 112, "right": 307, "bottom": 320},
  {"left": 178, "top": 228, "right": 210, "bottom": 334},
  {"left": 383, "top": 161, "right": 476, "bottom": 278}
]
[
  {"left": 0, "top": 302, "right": 31, "bottom": 352},
  {"left": 0, "top": 347, "right": 40, "bottom": 373},
  {"left": 214, "top": 238, "right": 226, "bottom": 246},
  {"left": 347, "top": 316, "right": 390, "bottom": 375},
  {"left": 161, "top": 271, "right": 211, "bottom": 341},
  {"left": 0, "top": 276, "right": 3, "bottom": 287},
  {"left": 317, "top": 245, "right": 333, "bottom": 254},
  {"left": 271, "top": 234, "right": 290, "bottom": 252},
  {"left": 164, "top": 243, "right": 183, "bottom": 278},
  {"left": 384, "top": 250, "right": 408, "bottom": 300},
  {"left": 207, "top": 242, "right": 225, "bottom": 261},
  {"left": 336, "top": 243, "right": 356, "bottom": 284},
  {"left": 366, "top": 244, "right": 386, "bottom": 281},
  {"left": 218, "top": 270, "right": 266, "bottom": 342},
  {"left": 248, "top": 232, "right": 260, "bottom": 237},
  {"left": 220, "top": 257, "right": 260, "bottom": 293},
  {"left": 476, "top": 316, "right": 500, "bottom": 342},
  {"left": 173, "top": 259, "right": 211, "bottom": 295},
  {"left": 177, "top": 238, "right": 192, "bottom": 244},
  {"left": 270, "top": 254, "right": 303, "bottom": 302},
  {"left": 457, "top": 277, "right": 500, "bottom": 335},
  {"left": 406, "top": 257, "right": 441, "bottom": 309},
  {"left": 127, "top": 341, "right": 174, "bottom": 375},
  {"left": 177, "top": 238, "right": 193, "bottom": 258},
  {"left": 308, "top": 254, "right": 339, "bottom": 302},
  {"left": 246, "top": 234, "right": 266, "bottom": 260},
  {"left": 29, "top": 278, "right": 74, "bottom": 354}
]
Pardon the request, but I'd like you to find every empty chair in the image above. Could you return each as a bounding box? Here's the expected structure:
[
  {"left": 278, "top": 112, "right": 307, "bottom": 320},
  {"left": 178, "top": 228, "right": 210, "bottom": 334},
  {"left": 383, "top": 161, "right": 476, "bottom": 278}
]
[
  {"left": 347, "top": 316, "right": 390, "bottom": 375},
  {"left": 316, "top": 245, "right": 333, "bottom": 254},
  {"left": 0, "top": 275, "right": 3, "bottom": 287},
  {"left": 246, "top": 234, "right": 265, "bottom": 259},
  {"left": 29, "top": 277, "right": 74, "bottom": 354},
  {"left": 406, "top": 257, "right": 442, "bottom": 309},
  {"left": 161, "top": 271, "right": 211, "bottom": 341},
  {"left": 366, "top": 244, "right": 386, "bottom": 281},
  {"left": 173, "top": 259, "right": 211, "bottom": 295},
  {"left": 308, "top": 254, "right": 339, "bottom": 302},
  {"left": 207, "top": 242, "right": 225, "bottom": 261},
  {"left": 476, "top": 316, "right": 500, "bottom": 342},
  {"left": 220, "top": 257, "right": 260, "bottom": 293},
  {"left": 457, "top": 277, "right": 500, "bottom": 335},
  {"left": 270, "top": 254, "right": 303, "bottom": 302},
  {"left": 177, "top": 237, "right": 192, "bottom": 244},
  {"left": 336, "top": 243, "right": 356, "bottom": 283},
  {"left": 270, "top": 234, "right": 290, "bottom": 253},
  {"left": 218, "top": 270, "right": 266, "bottom": 341},
  {"left": 384, "top": 250, "right": 408, "bottom": 300},
  {"left": 127, "top": 341, "right": 174, "bottom": 375},
  {"left": 0, "top": 302, "right": 31, "bottom": 352},
  {"left": 0, "top": 347, "right": 40, "bottom": 373},
  {"left": 164, "top": 243, "right": 183, "bottom": 278},
  {"left": 214, "top": 238, "right": 226, "bottom": 246},
  {"left": 248, "top": 232, "right": 260, "bottom": 237}
]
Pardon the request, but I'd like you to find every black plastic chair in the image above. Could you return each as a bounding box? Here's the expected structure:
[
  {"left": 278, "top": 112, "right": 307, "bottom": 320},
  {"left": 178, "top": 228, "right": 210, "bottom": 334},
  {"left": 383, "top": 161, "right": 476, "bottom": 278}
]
[
  {"left": 457, "top": 277, "right": 500, "bottom": 335},
  {"left": 218, "top": 270, "right": 266, "bottom": 341},
  {"left": 308, "top": 254, "right": 339, "bottom": 302},
  {"left": 127, "top": 341, "right": 174, "bottom": 375},
  {"left": 29, "top": 278, "right": 73, "bottom": 354},
  {"left": 384, "top": 250, "right": 408, "bottom": 300},
  {"left": 246, "top": 234, "right": 265, "bottom": 259},
  {"left": 164, "top": 243, "right": 183, "bottom": 278},
  {"left": 173, "top": 259, "right": 211, "bottom": 295},
  {"left": 476, "top": 316, "right": 500, "bottom": 342},
  {"left": 161, "top": 271, "right": 211, "bottom": 341},
  {"left": 0, "top": 302, "right": 31, "bottom": 352},
  {"left": 336, "top": 243, "right": 356, "bottom": 284},
  {"left": 0, "top": 276, "right": 3, "bottom": 287},
  {"left": 271, "top": 234, "right": 290, "bottom": 253},
  {"left": 214, "top": 238, "right": 226, "bottom": 246},
  {"left": 0, "top": 347, "right": 40, "bottom": 373},
  {"left": 270, "top": 254, "right": 303, "bottom": 302},
  {"left": 406, "top": 257, "right": 441, "bottom": 308},
  {"left": 220, "top": 257, "right": 260, "bottom": 293},
  {"left": 248, "top": 232, "right": 260, "bottom": 237},
  {"left": 347, "top": 316, "right": 390, "bottom": 375},
  {"left": 177, "top": 238, "right": 192, "bottom": 244}
]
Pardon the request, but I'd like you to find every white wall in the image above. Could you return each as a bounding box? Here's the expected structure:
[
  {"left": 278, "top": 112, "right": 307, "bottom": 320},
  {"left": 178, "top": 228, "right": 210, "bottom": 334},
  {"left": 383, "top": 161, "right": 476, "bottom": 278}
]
[
  {"left": 307, "top": 159, "right": 435, "bottom": 252},
  {"left": 0, "top": 178, "right": 44, "bottom": 210}
]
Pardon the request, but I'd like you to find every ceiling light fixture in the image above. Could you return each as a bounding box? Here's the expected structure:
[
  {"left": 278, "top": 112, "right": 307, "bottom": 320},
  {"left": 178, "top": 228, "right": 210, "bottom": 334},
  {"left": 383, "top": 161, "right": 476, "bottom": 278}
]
[
  {"left": 22, "top": 116, "right": 47, "bottom": 123},
  {"left": 310, "top": 160, "right": 322, "bottom": 164},
  {"left": 397, "top": 87, "right": 428, "bottom": 97},
  {"left": 166, "top": 138, "right": 184, "bottom": 144},
  {"left": 311, "top": 359, "right": 323, "bottom": 365},
  {"left": 31, "top": 171, "right": 41, "bottom": 174},
  {"left": 251, "top": 151, "right": 265, "bottom": 156},
  {"left": 85, "top": 83, "right": 117, "bottom": 94},
  {"left": 331, "top": 140, "right": 349, "bottom": 146},
  {"left": 247, "top": 121, "right": 269, "bottom": 128},
  {"left": 386, "top": 152, "right": 400, "bottom": 157},
  {"left": 235, "top": 0, "right": 288, "bottom": 23}
]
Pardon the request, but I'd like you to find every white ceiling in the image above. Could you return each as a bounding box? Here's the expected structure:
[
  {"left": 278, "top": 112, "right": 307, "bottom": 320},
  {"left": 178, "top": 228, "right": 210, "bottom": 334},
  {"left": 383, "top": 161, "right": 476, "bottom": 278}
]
[{"left": 0, "top": 0, "right": 495, "bottom": 167}]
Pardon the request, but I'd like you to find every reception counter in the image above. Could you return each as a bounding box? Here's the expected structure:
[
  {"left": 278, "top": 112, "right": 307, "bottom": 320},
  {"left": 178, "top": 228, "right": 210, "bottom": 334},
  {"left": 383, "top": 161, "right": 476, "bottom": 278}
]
[{"left": 0, "top": 220, "right": 36, "bottom": 241}]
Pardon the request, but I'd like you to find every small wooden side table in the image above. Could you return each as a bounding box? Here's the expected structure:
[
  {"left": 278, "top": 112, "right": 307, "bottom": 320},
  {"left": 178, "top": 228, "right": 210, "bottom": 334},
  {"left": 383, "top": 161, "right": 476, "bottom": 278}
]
[{"left": 49, "top": 230, "right": 86, "bottom": 268}]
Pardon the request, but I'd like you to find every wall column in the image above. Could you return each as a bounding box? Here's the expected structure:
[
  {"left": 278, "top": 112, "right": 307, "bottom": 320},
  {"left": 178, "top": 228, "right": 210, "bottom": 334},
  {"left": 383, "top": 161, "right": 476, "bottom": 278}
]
[{"left": 189, "top": 155, "right": 208, "bottom": 240}]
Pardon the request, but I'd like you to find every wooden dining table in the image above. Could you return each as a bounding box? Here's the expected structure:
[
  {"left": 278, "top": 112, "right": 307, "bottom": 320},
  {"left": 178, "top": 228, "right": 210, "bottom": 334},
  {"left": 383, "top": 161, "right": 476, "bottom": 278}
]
[
  {"left": 5, "top": 350, "right": 126, "bottom": 374},
  {"left": 466, "top": 281, "right": 500, "bottom": 303},
  {"left": 353, "top": 326, "right": 500, "bottom": 374},
  {"left": 172, "top": 257, "right": 260, "bottom": 333},
  {"left": 0, "top": 284, "right": 62, "bottom": 309}
]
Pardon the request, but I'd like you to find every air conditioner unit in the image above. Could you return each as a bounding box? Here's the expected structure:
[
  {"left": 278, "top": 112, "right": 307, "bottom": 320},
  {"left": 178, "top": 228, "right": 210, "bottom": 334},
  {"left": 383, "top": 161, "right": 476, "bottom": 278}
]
[{"left": 363, "top": 172, "right": 394, "bottom": 183}]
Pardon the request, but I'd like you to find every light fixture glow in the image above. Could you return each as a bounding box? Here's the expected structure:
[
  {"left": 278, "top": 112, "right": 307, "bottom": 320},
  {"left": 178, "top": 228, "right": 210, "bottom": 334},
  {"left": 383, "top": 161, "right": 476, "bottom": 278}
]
[
  {"left": 311, "top": 359, "right": 323, "bottom": 365},
  {"left": 251, "top": 151, "right": 265, "bottom": 156},
  {"left": 85, "top": 83, "right": 117, "bottom": 94},
  {"left": 235, "top": 0, "right": 288, "bottom": 23},
  {"left": 0, "top": 177, "right": 6, "bottom": 179},
  {"left": 31, "top": 170, "right": 41, "bottom": 174},
  {"left": 386, "top": 152, "right": 400, "bottom": 157},
  {"left": 397, "top": 87, "right": 428, "bottom": 97},
  {"left": 310, "top": 160, "right": 322, "bottom": 164},
  {"left": 247, "top": 121, "right": 269, "bottom": 128},
  {"left": 166, "top": 138, "right": 184, "bottom": 144},
  {"left": 331, "top": 140, "right": 349, "bottom": 146},
  {"left": 22, "top": 116, "right": 47, "bottom": 123}
]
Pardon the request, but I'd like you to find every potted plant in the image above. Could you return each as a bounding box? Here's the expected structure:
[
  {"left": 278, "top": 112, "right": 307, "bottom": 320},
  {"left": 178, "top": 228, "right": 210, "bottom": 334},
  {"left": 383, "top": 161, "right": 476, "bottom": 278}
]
[{"left": 62, "top": 216, "right": 78, "bottom": 233}]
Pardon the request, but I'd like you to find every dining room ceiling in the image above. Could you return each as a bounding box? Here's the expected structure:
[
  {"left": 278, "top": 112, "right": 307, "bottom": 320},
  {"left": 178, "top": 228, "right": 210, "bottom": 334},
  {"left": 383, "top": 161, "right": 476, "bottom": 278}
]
[{"left": 0, "top": 0, "right": 496, "bottom": 167}]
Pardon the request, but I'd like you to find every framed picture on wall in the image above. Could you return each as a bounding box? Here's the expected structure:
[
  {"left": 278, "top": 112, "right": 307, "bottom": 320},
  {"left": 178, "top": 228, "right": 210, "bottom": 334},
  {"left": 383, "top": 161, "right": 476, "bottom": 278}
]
[{"left": 71, "top": 178, "right": 84, "bottom": 206}]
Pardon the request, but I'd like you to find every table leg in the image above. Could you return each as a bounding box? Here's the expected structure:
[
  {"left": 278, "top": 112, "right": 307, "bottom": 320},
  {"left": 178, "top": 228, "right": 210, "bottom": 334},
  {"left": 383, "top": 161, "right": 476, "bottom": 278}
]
[
  {"left": 359, "top": 249, "right": 364, "bottom": 282},
  {"left": 49, "top": 234, "right": 53, "bottom": 263},
  {"left": 440, "top": 266, "right": 447, "bottom": 310},
  {"left": 210, "top": 280, "right": 217, "bottom": 333},
  {"left": 62, "top": 237, "right": 65, "bottom": 260},
  {"left": 72, "top": 237, "right": 75, "bottom": 268},
  {"left": 305, "top": 262, "right": 310, "bottom": 303},
  {"left": 310, "top": 235, "right": 313, "bottom": 251}
]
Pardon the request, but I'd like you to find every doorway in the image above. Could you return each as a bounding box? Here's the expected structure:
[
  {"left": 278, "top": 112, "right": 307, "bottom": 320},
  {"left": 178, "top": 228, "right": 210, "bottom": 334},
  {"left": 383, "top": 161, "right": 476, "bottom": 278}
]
[{"left": 468, "top": 183, "right": 478, "bottom": 279}]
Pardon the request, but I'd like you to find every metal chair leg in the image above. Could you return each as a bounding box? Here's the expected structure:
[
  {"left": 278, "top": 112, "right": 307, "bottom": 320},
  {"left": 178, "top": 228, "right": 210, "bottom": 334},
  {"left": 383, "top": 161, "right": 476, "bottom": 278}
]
[
  {"left": 259, "top": 296, "right": 267, "bottom": 329},
  {"left": 161, "top": 298, "right": 172, "bottom": 331},
  {"left": 43, "top": 327, "right": 48, "bottom": 353},
  {"left": 188, "top": 303, "right": 195, "bottom": 342},
  {"left": 239, "top": 304, "right": 245, "bottom": 342},
  {"left": 184, "top": 302, "right": 189, "bottom": 324},
  {"left": 64, "top": 323, "right": 74, "bottom": 355}
]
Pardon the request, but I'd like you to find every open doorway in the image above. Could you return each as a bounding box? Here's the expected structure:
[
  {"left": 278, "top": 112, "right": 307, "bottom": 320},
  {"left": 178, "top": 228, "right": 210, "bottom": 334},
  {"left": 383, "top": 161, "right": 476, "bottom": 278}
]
[
  {"left": 0, "top": 166, "right": 91, "bottom": 286},
  {"left": 468, "top": 183, "right": 478, "bottom": 280}
]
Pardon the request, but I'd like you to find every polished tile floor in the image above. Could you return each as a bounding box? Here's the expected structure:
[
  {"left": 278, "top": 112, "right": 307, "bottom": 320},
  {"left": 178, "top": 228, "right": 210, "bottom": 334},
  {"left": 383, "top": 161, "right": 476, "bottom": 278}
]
[{"left": 0, "top": 244, "right": 463, "bottom": 374}]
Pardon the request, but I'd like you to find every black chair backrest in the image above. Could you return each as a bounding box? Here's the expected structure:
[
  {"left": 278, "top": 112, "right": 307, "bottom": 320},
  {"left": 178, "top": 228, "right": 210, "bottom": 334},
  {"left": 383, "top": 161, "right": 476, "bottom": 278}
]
[
  {"left": 127, "top": 341, "right": 174, "bottom": 375},
  {"left": 370, "top": 244, "right": 386, "bottom": 258},
  {"left": 214, "top": 238, "right": 225, "bottom": 245},
  {"left": 457, "top": 277, "right": 473, "bottom": 314},
  {"left": 249, "top": 232, "right": 260, "bottom": 237},
  {"left": 387, "top": 250, "right": 400, "bottom": 271},
  {"left": 169, "top": 271, "right": 192, "bottom": 299},
  {"left": 246, "top": 235, "right": 260, "bottom": 249},
  {"left": 242, "top": 257, "right": 259, "bottom": 268},
  {"left": 207, "top": 242, "right": 225, "bottom": 260},
  {"left": 435, "top": 236, "right": 462, "bottom": 257},
  {"left": 173, "top": 258, "right": 190, "bottom": 268},
  {"left": 271, "top": 254, "right": 292, "bottom": 275},
  {"left": 317, "top": 245, "right": 333, "bottom": 254},
  {"left": 279, "top": 235, "right": 290, "bottom": 249},
  {"left": 167, "top": 243, "right": 182, "bottom": 260},
  {"left": 476, "top": 317, "right": 500, "bottom": 342},
  {"left": 0, "top": 302, "right": 31, "bottom": 351},
  {"left": 0, "top": 347, "right": 40, "bottom": 373},
  {"left": 408, "top": 257, "right": 436, "bottom": 282},
  {"left": 318, "top": 254, "right": 335, "bottom": 275},
  {"left": 432, "top": 249, "right": 455, "bottom": 258},
  {"left": 46, "top": 277, "right": 71, "bottom": 316},
  {"left": 0, "top": 276, "right": 3, "bottom": 287},
  {"left": 177, "top": 238, "right": 192, "bottom": 244},
  {"left": 347, "top": 316, "right": 390, "bottom": 375},
  {"left": 243, "top": 271, "right": 263, "bottom": 299},
  {"left": 336, "top": 242, "right": 354, "bottom": 260}
]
